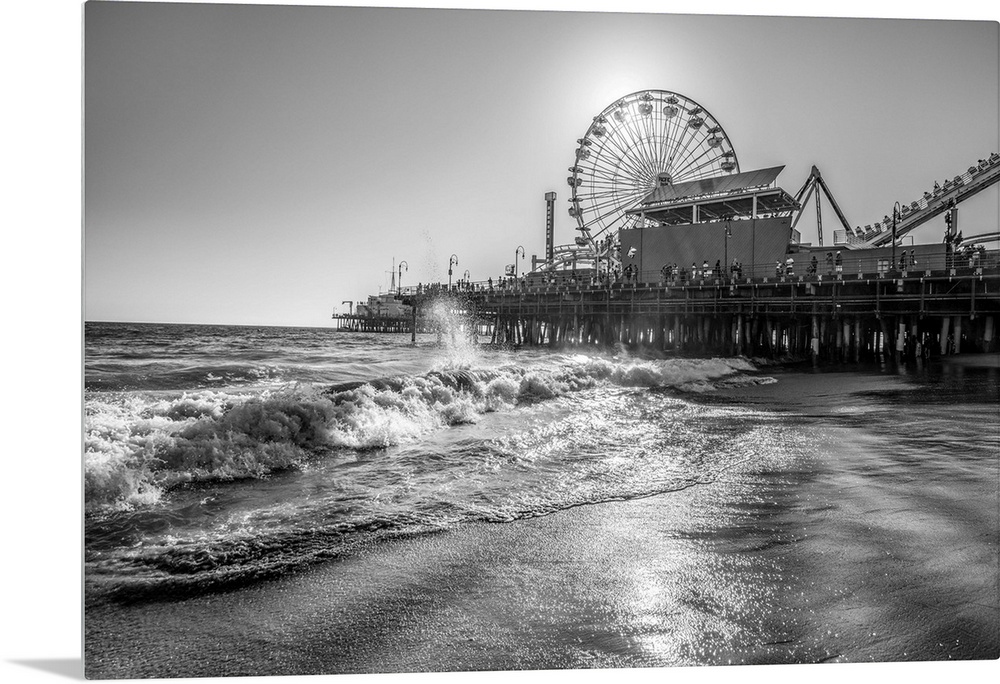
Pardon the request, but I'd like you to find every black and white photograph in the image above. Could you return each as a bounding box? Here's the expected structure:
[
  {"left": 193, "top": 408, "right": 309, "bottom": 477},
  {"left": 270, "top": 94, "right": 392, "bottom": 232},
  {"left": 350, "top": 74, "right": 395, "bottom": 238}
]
[{"left": 3, "top": 1, "right": 999, "bottom": 683}]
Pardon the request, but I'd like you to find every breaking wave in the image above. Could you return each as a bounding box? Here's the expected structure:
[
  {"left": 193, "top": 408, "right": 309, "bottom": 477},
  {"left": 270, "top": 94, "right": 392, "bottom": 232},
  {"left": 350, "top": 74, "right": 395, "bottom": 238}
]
[{"left": 84, "top": 356, "right": 765, "bottom": 510}]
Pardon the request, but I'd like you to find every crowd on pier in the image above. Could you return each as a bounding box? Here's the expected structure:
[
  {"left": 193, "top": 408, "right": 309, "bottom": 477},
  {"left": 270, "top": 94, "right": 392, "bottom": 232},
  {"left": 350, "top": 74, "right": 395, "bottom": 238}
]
[{"left": 403, "top": 245, "right": 995, "bottom": 297}]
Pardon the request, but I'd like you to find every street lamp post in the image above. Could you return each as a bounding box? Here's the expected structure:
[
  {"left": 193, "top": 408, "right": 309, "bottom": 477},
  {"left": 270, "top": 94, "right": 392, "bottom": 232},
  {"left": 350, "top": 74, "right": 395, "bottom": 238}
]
[
  {"left": 514, "top": 245, "right": 525, "bottom": 282},
  {"left": 892, "top": 201, "right": 901, "bottom": 272},
  {"left": 397, "top": 260, "right": 408, "bottom": 293},
  {"left": 724, "top": 215, "right": 733, "bottom": 283},
  {"left": 448, "top": 254, "right": 458, "bottom": 290}
]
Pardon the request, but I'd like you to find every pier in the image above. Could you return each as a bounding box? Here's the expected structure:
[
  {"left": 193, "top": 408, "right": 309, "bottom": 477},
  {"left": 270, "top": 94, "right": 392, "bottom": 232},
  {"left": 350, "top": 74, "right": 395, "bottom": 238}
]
[
  {"left": 401, "top": 257, "right": 999, "bottom": 362},
  {"left": 331, "top": 314, "right": 420, "bottom": 333},
  {"left": 334, "top": 91, "right": 1000, "bottom": 364}
]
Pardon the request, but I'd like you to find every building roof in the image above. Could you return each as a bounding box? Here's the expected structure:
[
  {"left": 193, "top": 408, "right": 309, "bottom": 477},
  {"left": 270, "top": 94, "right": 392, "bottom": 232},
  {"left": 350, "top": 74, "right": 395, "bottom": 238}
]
[
  {"left": 626, "top": 165, "right": 798, "bottom": 226},
  {"left": 638, "top": 166, "right": 785, "bottom": 206}
]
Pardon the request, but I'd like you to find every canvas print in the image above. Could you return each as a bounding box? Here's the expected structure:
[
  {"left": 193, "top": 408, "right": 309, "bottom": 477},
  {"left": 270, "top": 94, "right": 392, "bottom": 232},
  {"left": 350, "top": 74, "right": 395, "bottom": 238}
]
[{"left": 83, "top": 1, "right": 999, "bottom": 679}]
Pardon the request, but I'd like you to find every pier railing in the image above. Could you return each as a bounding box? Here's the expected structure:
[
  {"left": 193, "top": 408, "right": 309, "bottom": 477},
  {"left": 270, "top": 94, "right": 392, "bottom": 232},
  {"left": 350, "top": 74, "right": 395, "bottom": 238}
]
[{"left": 396, "top": 250, "right": 998, "bottom": 298}]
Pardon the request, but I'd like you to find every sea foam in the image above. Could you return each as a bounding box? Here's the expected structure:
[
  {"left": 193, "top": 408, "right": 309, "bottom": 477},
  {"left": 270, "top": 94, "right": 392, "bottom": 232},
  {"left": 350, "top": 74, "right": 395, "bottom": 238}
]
[{"left": 85, "top": 356, "right": 764, "bottom": 510}]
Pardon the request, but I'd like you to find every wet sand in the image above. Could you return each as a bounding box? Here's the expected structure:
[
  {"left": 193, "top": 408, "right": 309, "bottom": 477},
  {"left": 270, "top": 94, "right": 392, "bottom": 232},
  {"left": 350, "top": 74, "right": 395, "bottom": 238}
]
[{"left": 84, "top": 368, "right": 999, "bottom": 679}]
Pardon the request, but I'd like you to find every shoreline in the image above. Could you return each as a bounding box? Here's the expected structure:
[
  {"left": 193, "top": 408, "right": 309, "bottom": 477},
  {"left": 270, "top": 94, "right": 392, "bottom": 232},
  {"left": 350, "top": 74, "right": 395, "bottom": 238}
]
[{"left": 84, "top": 473, "right": 824, "bottom": 677}]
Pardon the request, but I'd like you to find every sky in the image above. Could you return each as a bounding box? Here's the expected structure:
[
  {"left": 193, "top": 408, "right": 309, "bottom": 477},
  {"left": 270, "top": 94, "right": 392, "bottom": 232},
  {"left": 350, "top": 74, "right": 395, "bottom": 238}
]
[{"left": 82, "top": 1, "right": 999, "bottom": 327}]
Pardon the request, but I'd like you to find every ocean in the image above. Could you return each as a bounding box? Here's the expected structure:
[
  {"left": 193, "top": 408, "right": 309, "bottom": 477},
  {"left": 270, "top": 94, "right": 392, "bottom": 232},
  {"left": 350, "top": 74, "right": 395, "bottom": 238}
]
[{"left": 83, "top": 321, "right": 999, "bottom": 677}]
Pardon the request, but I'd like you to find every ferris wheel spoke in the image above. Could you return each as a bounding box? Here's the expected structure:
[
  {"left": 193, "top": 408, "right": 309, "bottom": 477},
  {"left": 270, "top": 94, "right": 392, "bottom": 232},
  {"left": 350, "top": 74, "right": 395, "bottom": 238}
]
[
  {"left": 658, "top": 108, "right": 687, "bottom": 176},
  {"left": 602, "top": 115, "right": 659, "bottom": 179},
  {"left": 622, "top": 111, "right": 666, "bottom": 179},
  {"left": 581, "top": 154, "right": 646, "bottom": 186},
  {"left": 678, "top": 121, "right": 738, "bottom": 178},
  {"left": 673, "top": 142, "right": 718, "bottom": 178},
  {"left": 583, "top": 210, "right": 627, "bottom": 234},
  {"left": 656, "top": 100, "right": 683, "bottom": 172},
  {"left": 671, "top": 130, "right": 710, "bottom": 174},
  {"left": 648, "top": 113, "right": 672, "bottom": 176},
  {"left": 581, "top": 190, "right": 648, "bottom": 221},
  {"left": 669, "top": 105, "right": 712, "bottom": 180},
  {"left": 672, "top": 124, "right": 728, "bottom": 177},
  {"left": 582, "top": 152, "right": 645, "bottom": 192},
  {"left": 579, "top": 188, "right": 645, "bottom": 215},
  {"left": 583, "top": 204, "right": 626, "bottom": 227},
  {"left": 578, "top": 187, "right": 647, "bottom": 210},
  {"left": 594, "top": 128, "right": 654, "bottom": 183},
  {"left": 576, "top": 180, "right": 640, "bottom": 209},
  {"left": 617, "top": 109, "right": 658, "bottom": 180},
  {"left": 582, "top": 181, "right": 650, "bottom": 204},
  {"left": 665, "top": 114, "right": 691, "bottom": 176},
  {"left": 638, "top": 111, "right": 669, "bottom": 177},
  {"left": 667, "top": 123, "right": 702, "bottom": 182},
  {"left": 674, "top": 151, "right": 724, "bottom": 180},
  {"left": 589, "top": 128, "right": 635, "bottom": 171},
  {"left": 625, "top": 118, "right": 663, "bottom": 181},
  {"left": 578, "top": 187, "right": 634, "bottom": 203},
  {"left": 677, "top": 137, "right": 737, "bottom": 178},
  {"left": 577, "top": 196, "right": 623, "bottom": 214},
  {"left": 633, "top": 96, "right": 669, "bottom": 172},
  {"left": 578, "top": 192, "right": 618, "bottom": 209}
]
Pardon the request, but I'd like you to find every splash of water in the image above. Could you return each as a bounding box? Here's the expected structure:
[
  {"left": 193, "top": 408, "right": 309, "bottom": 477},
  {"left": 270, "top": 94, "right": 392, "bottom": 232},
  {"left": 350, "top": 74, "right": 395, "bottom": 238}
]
[{"left": 426, "top": 294, "right": 483, "bottom": 369}]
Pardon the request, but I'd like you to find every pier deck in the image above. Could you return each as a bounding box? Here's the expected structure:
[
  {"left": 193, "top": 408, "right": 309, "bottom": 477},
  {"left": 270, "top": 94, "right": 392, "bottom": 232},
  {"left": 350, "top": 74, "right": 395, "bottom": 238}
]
[{"left": 399, "top": 263, "right": 1000, "bottom": 360}]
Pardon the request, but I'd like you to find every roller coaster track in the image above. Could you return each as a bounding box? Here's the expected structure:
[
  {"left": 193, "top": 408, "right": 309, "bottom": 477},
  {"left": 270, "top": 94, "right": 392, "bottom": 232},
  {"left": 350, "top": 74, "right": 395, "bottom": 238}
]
[{"left": 840, "top": 153, "right": 1000, "bottom": 248}]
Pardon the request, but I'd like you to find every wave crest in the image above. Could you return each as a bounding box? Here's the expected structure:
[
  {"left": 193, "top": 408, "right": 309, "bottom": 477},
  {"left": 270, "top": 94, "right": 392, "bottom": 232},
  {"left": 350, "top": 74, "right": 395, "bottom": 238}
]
[{"left": 85, "top": 356, "right": 764, "bottom": 510}]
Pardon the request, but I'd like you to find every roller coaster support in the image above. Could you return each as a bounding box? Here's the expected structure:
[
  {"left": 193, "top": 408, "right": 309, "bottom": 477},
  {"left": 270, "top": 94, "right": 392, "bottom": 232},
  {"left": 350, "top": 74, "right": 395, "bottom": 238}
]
[{"left": 791, "top": 166, "right": 854, "bottom": 247}]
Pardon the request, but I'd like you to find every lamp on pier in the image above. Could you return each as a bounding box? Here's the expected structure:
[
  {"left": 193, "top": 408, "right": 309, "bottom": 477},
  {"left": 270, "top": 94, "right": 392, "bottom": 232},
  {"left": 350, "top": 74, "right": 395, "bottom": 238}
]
[
  {"left": 448, "top": 254, "right": 459, "bottom": 290},
  {"left": 724, "top": 215, "right": 733, "bottom": 283},
  {"left": 892, "top": 201, "right": 901, "bottom": 272},
  {"left": 398, "top": 260, "right": 408, "bottom": 293}
]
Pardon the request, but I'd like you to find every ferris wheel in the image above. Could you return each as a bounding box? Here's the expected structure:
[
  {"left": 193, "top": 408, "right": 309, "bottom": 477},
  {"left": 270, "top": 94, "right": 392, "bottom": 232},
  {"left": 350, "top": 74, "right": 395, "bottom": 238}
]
[{"left": 567, "top": 90, "right": 740, "bottom": 242}]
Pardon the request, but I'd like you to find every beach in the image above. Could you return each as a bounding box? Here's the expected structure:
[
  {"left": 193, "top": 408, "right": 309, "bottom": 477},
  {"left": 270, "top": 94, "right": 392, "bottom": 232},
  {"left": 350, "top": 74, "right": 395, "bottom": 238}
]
[{"left": 84, "top": 351, "right": 1000, "bottom": 678}]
